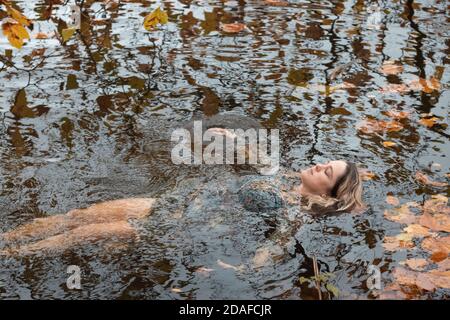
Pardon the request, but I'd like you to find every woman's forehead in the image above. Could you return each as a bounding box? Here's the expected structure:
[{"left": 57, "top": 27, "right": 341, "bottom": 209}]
[{"left": 330, "top": 160, "right": 347, "bottom": 174}]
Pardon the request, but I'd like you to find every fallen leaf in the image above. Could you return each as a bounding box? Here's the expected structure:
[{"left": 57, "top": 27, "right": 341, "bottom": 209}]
[
  {"left": 357, "top": 118, "right": 403, "bottom": 134},
  {"left": 386, "top": 195, "right": 400, "bottom": 206},
  {"left": 171, "top": 288, "right": 182, "bottom": 293},
  {"left": 384, "top": 204, "right": 417, "bottom": 224},
  {"left": 61, "top": 27, "right": 77, "bottom": 43},
  {"left": 383, "top": 141, "right": 397, "bottom": 147},
  {"left": 143, "top": 7, "right": 168, "bottom": 31},
  {"left": 403, "top": 224, "right": 435, "bottom": 238},
  {"left": 393, "top": 267, "right": 436, "bottom": 291},
  {"left": 419, "top": 116, "right": 440, "bottom": 128},
  {"left": 435, "top": 259, "right": 450, "bottom": 271},
  {"left": 2, "top": 19, "right": 30, "bottom": 49},
  {"left": 423, "top": 194, "right": 450, "bottom": 215},
  {"left": 384, "top": 110, "right": 411, "bottom": 119},
  {"left": 422, "top": 236, "right": 450, "bottom": 256},
  {"left": 221, "top": 23, "right": 246, "bottom": 33},
  {"left": 419, "top": 214, "right": 450, "bottom": 233},
  {"left": 6, "top": 5, "right": 32, "bottom": 27},
  {"left": 431, "top": 252, "right": 448, "bottom": 263},
  {"left": 400, "top": 258, "right": 428, "bottom": 271},
  {"left": 409, "top": 77, "right": 440, "bottom": 93},
  {"left": 264, "top": 0, "right": 289, "bottom": 6},
  {"left": 380, "top": 61, "right": 404, "bottom": 75},
  {"left": 383, "top": 233, "right": 414, "bottom": 251},
  {"left": 415, "top": 171, "right": 447, "bottom": 187}
]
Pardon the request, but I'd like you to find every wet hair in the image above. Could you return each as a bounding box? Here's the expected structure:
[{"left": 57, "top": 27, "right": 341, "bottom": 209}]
[{"left": 301, "top": 161, "right": 365, "bottom": 214}]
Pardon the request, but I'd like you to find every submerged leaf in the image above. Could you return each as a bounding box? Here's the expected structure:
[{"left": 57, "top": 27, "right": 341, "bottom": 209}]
[{"left": 415, "top": 171, "right": 447, "bottom": 187}]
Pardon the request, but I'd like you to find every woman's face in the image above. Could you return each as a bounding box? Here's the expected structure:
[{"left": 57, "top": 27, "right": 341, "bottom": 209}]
[{"left": 299, "top": 160, "right": 348, "bottom": 196}]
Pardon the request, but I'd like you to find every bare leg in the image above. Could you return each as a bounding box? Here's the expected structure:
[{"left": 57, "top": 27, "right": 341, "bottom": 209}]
[
  {"left": 1, "top": 198, "right": 155, "bottom": 244},
  {"left": 2, "top": 221, "right": 137, "bottom": 256}
]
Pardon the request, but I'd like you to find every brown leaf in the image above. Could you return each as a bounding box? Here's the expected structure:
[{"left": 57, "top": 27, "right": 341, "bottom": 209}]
[
  {"left": 221, "top": 23, "right": 246, "bottom": 33},
  {"left": 415, "top": 171, "right": 447, "bottom": 187},
  {"left": 431, "top": 252, "right": 448, "bottom": 263},
  {"left": 382, "top": 141, "right": 396, "bottom": 147}
]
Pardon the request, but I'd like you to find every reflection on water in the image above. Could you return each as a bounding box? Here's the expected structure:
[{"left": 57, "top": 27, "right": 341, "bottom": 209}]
[{"left": 0, "top": 0, "right": 449, "bottom": 299}]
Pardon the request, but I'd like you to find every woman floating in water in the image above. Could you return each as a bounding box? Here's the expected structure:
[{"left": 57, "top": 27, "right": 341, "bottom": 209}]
[{"left": 0, "top": 157, "right": 365, "bottom": 256}]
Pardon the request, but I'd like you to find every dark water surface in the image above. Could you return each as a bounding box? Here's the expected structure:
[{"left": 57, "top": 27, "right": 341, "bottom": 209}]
[{"left": 0, "top": 0, "right": 449, "bottom": 299}]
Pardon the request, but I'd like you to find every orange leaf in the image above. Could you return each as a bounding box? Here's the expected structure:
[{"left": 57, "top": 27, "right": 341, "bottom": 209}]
[
  {"left": 422, "top": 236, "right": 450, "bottom": 256},
  {"left": 419, "top": 214, "right": 450, "bottom": 233},
  {"left": 431, "top": 252, "right": 448, "bottom": 263},
  {"left": 383, "top": 141, "right": 396, "bottom": 147},
  {"left": 419, "top": 116, "right": 440, "bottom": 128},
  {"left": 34, "top": 32, "right": 48, "bottom": 39},
  {"left": 6, "top": 5, "right": 32, "bottom": 27},
  {"left": 221, "top": 23, "right": 246, "bottom": 33}
]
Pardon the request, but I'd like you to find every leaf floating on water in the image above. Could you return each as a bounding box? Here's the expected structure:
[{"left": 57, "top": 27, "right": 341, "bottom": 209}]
[
  {"left": 382, "top": 141, "right": 396, "bottom": 148},
  {"left": 418, "top": 116, "right": 440, "bottom": 128},
  {"left": 358, "top": 168, "right": 376, "bottom": 181},
  {"left": 221, "top": 23, "right": 246, "bottom": 33},
  {"left": 384, "top": 110, "right": 411, "bottom": 120},
  {"left": 421, "top": 236, "right": 450, "bottom": 256},
  {"left": 419, "top": 213, "right": 450, "bottom": 233},
  {"left": 2, "top": 18, "right": 30, "bottom": 49},
  {"left": 143, "top": 7, "right": 168, "bottom": 31},
  {"left": 357, "top": 118, "right": 403, "bottom": 134},
  {"left": 61, "top": 27, "right": 77, "bottom": 43},
  {"left": 383, "top": 233, "right": 414, "bottom": 251},
  {"left": 393, "top": 266, "right": 450, "bottom": 292},
  {"left": 431, "top": 251, "right": 448, "bottom": 263},
  {"left": 384, "top": 204, "right": 417, "bottom": 224},
  {"left": 264, "top": 0, "right": 289, "bottom": 6},
  {"left": 400, "top": 258, "right": 428, "bottom": 271},
  {"left": 415, "top": 171, "right": 447, "bottom": 187},
  {"left": 403, "top": 224, "right": 435, "bottom": 238},
  {"left": 380, "top": 60, "right": 404, "bottom": 75}
]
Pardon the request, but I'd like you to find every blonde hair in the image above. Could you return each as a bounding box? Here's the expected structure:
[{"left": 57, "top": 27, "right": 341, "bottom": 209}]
[{"left": 301, "top": 161, "right": 365, "bottom": 214}]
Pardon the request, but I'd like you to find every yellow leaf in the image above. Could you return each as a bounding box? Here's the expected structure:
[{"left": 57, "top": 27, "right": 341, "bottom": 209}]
[
  {"left": 2, "top": 21, "right": 29, "bottom": 49},
  {"left": 62, "top": 27, "right": 77, "bottom": 43},
  {"left": 143, "top": 7, "right": 168, "bottom": 31},
  {"left": 6, "top": 5, "right": 32, "bottom": 27}
]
